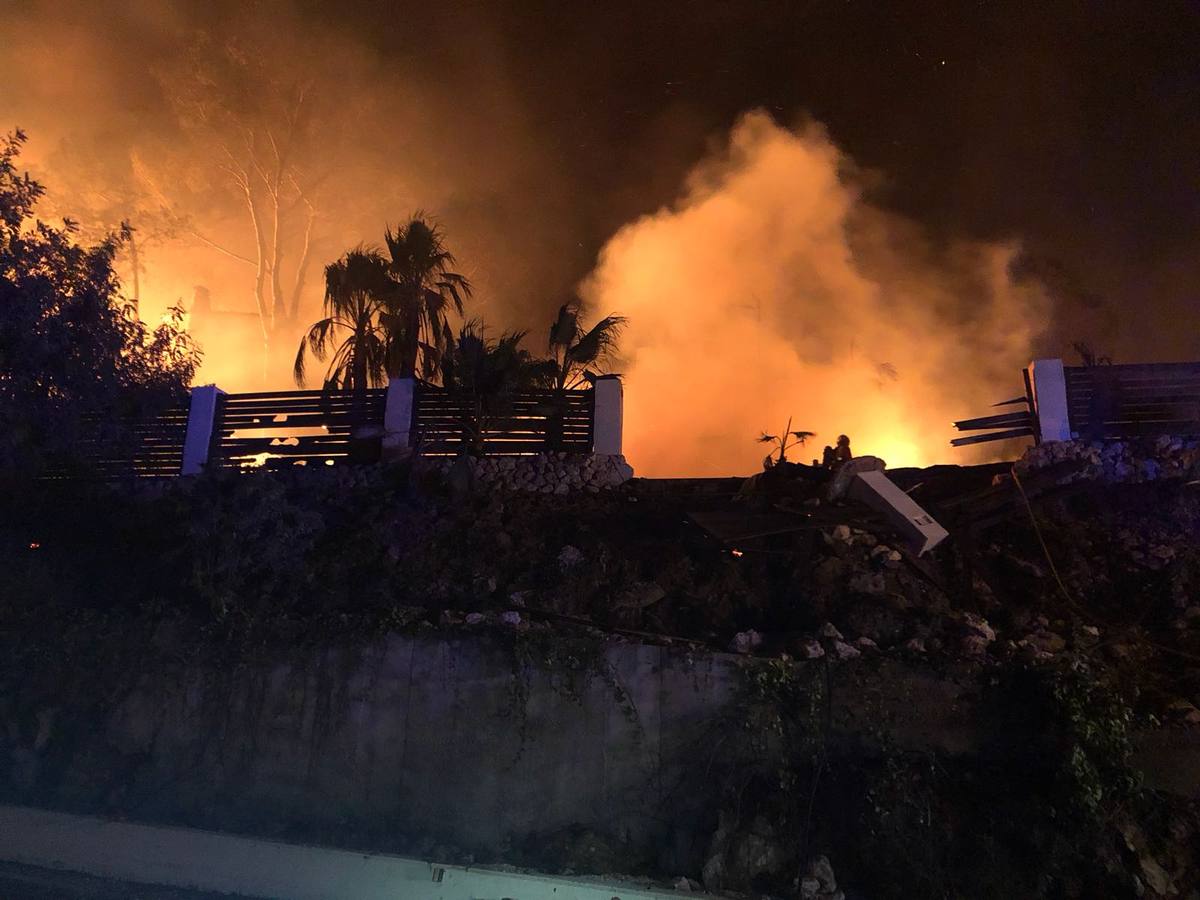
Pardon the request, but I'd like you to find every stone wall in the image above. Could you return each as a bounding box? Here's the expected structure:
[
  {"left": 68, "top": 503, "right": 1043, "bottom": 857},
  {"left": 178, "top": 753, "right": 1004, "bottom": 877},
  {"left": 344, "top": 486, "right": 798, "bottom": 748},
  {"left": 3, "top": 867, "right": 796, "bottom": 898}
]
[
  {"left": 419, "top": 452, "right": 635, "bottom": 493},
  {"left": 1016, "top": 435, "right": 1200, "bottom": 483}
]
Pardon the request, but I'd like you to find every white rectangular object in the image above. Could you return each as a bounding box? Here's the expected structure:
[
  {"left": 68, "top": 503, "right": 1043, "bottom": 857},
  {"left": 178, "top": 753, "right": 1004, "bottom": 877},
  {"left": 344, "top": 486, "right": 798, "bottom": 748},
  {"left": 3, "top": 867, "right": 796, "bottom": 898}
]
[
  {"left": 848, "top": 469, "right": 950, "bottom": 555},
  {"left": 593, "top": 375, "right": 624, "bottom": 456},
  {"left": 1028, "top": 358, "right": 1072, "bottom": 443},
  {"left": 180, "top": 385, "right": 225, "bottom": 476},
  {"left": 383, "top": 376, "right": 415, "bottom": 453}
]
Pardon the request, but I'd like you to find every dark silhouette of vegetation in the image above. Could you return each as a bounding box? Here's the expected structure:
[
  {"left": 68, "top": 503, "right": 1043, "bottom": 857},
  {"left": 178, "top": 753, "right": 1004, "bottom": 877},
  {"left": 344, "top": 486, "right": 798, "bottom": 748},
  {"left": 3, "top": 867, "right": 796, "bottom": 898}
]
[
  {"left": 542, "top": 302, "right": 625, "bottom": 449},
  {"left": 545, "top": 303, "right": 626, "bottom": 391},
  {"left": 439, "top": 321, "right": 549, "bottom": 456},
  {"left": 1072, "top": 341, "right": 1113, "bottom": 367},
  {"left": 0, "top": 130, "right": 198, "bottom": 475},
  {"left": 294, "top": 215, "right": 471, "bottom": 390},
  {"left": 381, "top": 215, "right": 472, "bottom": 379},
  {"left": 757, "top": 417, "right": 815, "bottom": 468},
  {"left": 293, "top": 247, "right": 391, "bottom": 391}
]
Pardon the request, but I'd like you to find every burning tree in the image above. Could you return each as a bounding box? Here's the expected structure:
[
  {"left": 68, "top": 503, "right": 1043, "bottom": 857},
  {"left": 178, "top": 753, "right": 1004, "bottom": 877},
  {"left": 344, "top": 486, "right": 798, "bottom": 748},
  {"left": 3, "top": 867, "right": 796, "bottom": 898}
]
[{"left": 155, "top": 33, "right": 328, "bottom": 365}]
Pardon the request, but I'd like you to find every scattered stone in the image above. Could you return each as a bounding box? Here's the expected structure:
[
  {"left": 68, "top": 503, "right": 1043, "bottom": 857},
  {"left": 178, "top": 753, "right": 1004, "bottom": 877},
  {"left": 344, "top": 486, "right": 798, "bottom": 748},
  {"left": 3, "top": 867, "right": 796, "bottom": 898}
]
[
  {"left": 807, "top": 855, "right": 837, "bottom": 893},
  {"left": 799, "top": 875, "right": 822, "bottom": 899},
  {"left": 799, "top": 639, "right": 826, "bottom": 659},
  {"left": 557, "top": 545, "right": 584, "bottom": 569},
  {"left": 464, "top": 612, "right": 485, "bottom": 626},
  {"left": 730, "top": 629, "right": 764, "bottom": 654},
  {"left": 853, "top": 636, "right": 879, "bottom": 653},
  {"left": 961, "top": 612, "right": 996, "bottom": 643},
  {"left": 831, "top": 640, "right": 861, "bottom": 660},
  {"left": 818, "top": 622, "right": 845, "bottom": 641},
  {"left": 904, "top": 637, "right": 927, "bottom": 654},
  {"left": 499, "top": 610, "right": 522, "bottom": 627}
]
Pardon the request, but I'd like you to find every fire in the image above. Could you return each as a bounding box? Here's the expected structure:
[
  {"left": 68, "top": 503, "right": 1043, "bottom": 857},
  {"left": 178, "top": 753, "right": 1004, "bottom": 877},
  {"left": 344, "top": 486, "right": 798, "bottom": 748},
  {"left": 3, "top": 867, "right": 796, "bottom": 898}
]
[{"left": 583, "top": 112, "right": 1049, "bottom": 477}]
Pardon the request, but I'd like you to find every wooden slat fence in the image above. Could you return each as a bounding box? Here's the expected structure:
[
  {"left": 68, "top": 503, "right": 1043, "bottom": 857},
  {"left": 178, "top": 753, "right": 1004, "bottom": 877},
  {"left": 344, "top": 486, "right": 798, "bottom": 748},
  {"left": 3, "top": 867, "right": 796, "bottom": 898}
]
[
  {"left": 44, "top": 383, "right": 601, "bottom": 478},
  {"left": 209, "top": 389, "right": 388, "bottom": 469},
  {"left": 412, "top": 385, "right": 594, "bottom": 456},
  {"left": 1064, "top": 362, "right": 1200, "bottom": 439},
  {"left": 43, "top": 404, "right": 192, "bottom": 478}
]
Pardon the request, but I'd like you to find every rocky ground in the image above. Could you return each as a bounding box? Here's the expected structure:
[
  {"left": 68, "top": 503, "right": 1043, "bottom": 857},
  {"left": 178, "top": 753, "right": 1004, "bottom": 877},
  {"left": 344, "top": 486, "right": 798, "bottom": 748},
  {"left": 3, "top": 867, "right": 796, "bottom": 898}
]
[{"left": 3, "top": 440, "right": 1200, "bottom": 898}]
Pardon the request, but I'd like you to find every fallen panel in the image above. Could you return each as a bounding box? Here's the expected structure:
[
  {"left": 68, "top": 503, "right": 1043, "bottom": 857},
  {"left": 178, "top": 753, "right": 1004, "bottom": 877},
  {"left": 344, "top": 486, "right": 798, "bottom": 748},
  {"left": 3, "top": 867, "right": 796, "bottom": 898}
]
[{"left": 847, "top": 469, "right": 950, "bottom": 555}]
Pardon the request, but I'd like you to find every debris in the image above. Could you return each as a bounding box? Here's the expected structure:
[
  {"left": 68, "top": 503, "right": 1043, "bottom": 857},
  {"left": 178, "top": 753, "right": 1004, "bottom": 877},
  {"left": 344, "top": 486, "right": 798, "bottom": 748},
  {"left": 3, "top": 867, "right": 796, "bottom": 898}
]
[
  {"left": 557, "top": 545, "right": 584, "bottom": 569},
  {"left": 730, "top": 629, "right": 764, "bottom": 654},
  {"left": 831, "top": 640, "right": 861, "bottom": 660},
  {"left": 818, "top": 622, "right": 845, "bottom": 641},
  {"left": 799, "top": 639, "right": 826, "bottom": 659}
]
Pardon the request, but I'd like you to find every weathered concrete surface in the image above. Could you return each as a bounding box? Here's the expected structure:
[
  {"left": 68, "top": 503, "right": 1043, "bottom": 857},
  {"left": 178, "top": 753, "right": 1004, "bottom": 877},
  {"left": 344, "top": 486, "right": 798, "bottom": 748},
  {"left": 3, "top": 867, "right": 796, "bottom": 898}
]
[
  {"left": 4, "top": 635, "right": 743, "bottom": 868},
  {"left": 0, "top": 804, "right": 686, "bottom": 900}
]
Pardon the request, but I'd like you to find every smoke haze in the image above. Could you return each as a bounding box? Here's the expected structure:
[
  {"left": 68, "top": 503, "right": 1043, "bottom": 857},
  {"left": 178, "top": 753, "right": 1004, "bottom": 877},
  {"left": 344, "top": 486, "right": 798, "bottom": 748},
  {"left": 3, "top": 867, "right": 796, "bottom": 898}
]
[
  {"left": 587, "top": 113, "right": 1048, "bottom": 475},
  {"left": 4, "top": 2, "right": 1197, "bottom": 475}
]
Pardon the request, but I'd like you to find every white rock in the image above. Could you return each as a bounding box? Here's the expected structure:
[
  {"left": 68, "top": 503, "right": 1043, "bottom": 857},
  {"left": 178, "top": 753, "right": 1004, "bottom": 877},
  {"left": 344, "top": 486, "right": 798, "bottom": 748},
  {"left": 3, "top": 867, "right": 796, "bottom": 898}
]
[
  {"left": 818, "top": 622, "right": 844, "bottom": 641},
  {"left": 730, "top": 629, "right": 764, "bottom": 654},
  {"left": 831, "top": 640, "right": 861, "bottom": 660},
  {"left": 799, "top": 639, "right": 825, "bottom": 659},
  {"left": 558, "top": 545, "right": 584, "bottom": 569}
]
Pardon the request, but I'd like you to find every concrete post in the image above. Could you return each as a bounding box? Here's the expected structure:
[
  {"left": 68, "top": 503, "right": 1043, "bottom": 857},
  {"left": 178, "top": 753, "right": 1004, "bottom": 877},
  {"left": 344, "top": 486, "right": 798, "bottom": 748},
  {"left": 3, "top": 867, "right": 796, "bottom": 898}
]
[
  {"left": 1028, "top": 358, "right": 1072, "bottom": 443},
  {"left": 180, "top": 385, "right": 225, "bottom": 476},
  {"left": 593, "top": 376, "right": 623, "bottom": 456},
  {"left": 383, "top": 376, "right": 416, "bottom": 456}
]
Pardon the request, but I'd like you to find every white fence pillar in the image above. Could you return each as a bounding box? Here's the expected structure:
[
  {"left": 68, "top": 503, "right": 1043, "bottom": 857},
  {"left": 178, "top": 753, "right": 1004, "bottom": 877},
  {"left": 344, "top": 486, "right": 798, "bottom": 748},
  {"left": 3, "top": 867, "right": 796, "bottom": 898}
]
[
  {"left": 180, "top": 385, "right": 225, "bottom": 475},
  {"left": 1028, "top": 358, "right": 1072, "bottom": 443},
  {"left": 383, "top": 376, "right": 415, "bottom": 456},
  {"left": 593, "top": 376, "right": 623, "bottom": 456}
]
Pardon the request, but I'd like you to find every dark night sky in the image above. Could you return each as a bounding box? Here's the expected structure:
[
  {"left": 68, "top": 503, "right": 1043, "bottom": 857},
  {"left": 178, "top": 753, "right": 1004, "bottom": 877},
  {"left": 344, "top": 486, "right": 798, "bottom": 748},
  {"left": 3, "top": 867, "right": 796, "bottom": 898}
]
[{"left": 392, "top": 0, "right": 1200, "bottom": 360}]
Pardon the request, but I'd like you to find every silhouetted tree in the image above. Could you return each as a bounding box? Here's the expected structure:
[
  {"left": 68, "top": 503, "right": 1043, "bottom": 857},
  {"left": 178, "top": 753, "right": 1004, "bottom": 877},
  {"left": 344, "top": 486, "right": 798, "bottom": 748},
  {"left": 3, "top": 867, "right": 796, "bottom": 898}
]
[
  {"left": 439, "top": 322, "right": 547, "bottom": 456},
  {"left": 293, "top": 248, "right": 391, "bottom": 392},
  {"left": 0, "top": 130, "right": 198, "bottom": 474},
  {"left": 542, "top": 302, "right": 625, "bottom": 449},
  {"left": 380, "top": 215, "right": 472, "bottom": 379},
  {"left": 545, "top": 302, "right": 626, "bottom": 390}
]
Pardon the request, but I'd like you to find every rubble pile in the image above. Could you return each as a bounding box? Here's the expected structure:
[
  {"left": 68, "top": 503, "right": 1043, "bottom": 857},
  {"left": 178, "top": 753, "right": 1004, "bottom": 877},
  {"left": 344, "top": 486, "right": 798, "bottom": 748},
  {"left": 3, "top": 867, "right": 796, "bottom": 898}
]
[
  {"left": 418, "top": 452, "right": 635, "bottom": 493},
  {"left": 1016, "top": 435, "right": 1200, "bottom": 483}
]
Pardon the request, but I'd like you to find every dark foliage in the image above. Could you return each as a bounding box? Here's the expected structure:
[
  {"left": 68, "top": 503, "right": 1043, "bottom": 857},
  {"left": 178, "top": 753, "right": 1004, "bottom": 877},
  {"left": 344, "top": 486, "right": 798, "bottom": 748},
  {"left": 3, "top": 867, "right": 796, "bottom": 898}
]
[{"left": 0, "top": 130, "right": 198, "bottom": 475}]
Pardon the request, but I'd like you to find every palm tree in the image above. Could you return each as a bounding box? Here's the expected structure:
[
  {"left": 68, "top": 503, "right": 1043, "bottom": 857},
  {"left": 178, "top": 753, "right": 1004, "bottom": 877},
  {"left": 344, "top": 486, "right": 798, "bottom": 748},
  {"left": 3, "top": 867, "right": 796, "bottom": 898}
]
[
  {"left": 545, "top": 303, "right": 627, "bottom": 390},
  {"left": 381, "top": 214, "right": 473, "bottom": 380},
  {"left": 293, "top": 248, "right": 391, "bottom": 392},
  {"left": 542, "top": 303, "right": 626, "bottom": 450},
  {"left": 439, "top": 322, "right": 548, "bottom": 456}
]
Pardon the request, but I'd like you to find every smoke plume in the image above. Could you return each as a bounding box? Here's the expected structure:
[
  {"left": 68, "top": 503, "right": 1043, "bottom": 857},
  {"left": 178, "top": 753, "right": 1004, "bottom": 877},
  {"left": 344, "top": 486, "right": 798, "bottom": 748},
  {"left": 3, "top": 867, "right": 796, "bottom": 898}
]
[{"left": 584, "top": 112, "right": 1049, "bottom": 476}]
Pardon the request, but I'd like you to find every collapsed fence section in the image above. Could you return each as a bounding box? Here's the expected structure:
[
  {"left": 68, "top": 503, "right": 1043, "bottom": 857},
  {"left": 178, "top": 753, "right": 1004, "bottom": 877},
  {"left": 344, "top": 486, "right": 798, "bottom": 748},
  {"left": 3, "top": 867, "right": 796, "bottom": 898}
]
[{"left": 953, "top": 358, "right": 1200, "bottom": 448}]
